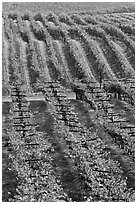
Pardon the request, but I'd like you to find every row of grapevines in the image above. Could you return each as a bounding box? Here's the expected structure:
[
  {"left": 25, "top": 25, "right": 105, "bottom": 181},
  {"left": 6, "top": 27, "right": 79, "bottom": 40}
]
[
  {"left": 106, "top": 41, "right": 134, "bottom": 78},
  {"left": 90, "top": 85, "right": 135, "bottom": 159},
  {"left": 94, "top": 14, "right": 120, "bottom": 25},
  {"left": 31, "top": 39, "right": 51, "bottom": 81},
  {"left": 58, "top": 13, "right": 88, "bottom": 27},
  {"left": 29, "top": 17, "right": 63, "bottom": 82},
  {"left": 84, "top": 86, "right": 135, "bottom": 189},
  {"left": 83, "top": 25, "right": 134, "bottom": 79},
  {"left": 17, "top": 15, "right": 39, "bottom": 91},
  {"left": 119, "top": 13, "right": 135, "bottom": 21},
  {"left": 2, "top": 28, "right": 10, "bottom": 90},
  {"left": 2, "top": 14, "right": 13, "bottom": 40},
  {"left": 78, "top": 22, "right": 135, "bottom": 71},
  {"left": 70, "top": 13, "right": 87, "bottom": 25},
  {"left": 10, "top": 19, "right": 22, "bottom": 74},
  {"left": 16, "top": 14, "right": 30, "bottom": 43},
  {"left": 66, "top": 38, "right": 96, "bottom": 82},
  {"left": 7, "top": 21, "right": 22, "bottom": 84},
  {"left": 36, "top": 82, "right": 92, "bottom": 201},
  {"left": 62, "top": 24, "right": 118, "bottom": 82},
  {"left": 73, "top": 25, "right": 117, "bottom": 81},
  {"left": 43, "top": 18, "right": 83, "bottom": 85},
  {"left": 103, "top": 14, "right": 131, "bottom": 24},
  {"left": 33, "top": 13, "right": 97, "bottom": 83},
  {"left": 43, "top": 18, "right": 91, "bottom": 82},
  {"left": 9, "top": 129, "right": 68, "bottom": 201},
  {"left": 2, "top": 15, "right": 18, "bottom": 86},
  {"left": 17, "top": 15, "right": 55, "bottom": 87},
  {"left": 99, "top": 23, "right": 135, "bottom": 53},
  {"left": 19, "top": 19, "right": 43, "bottom": 90},
  {"left": 52, "top": 40, "right": 72, "bottom": 86},
  {"left": 81, "top": 14, "right": 99, "bottom": 25},
  {"left": 8, "top": 17, "right": 35, "bottom": 93},
  {"left": 46, "top": 23, "right": 98, "bottom": 82},
  {"left": 95, "top": 92, "right": 135, "bottom": 158},
  {"left": 39, "top": 81, "right": 134, "bottom": 201},
  {"left": 105, "top": 120, "right": 135, "bottom": 159},
  {"left": 8, "top": 86, "right": 68, "bottom": 201},
  {"left": 18, "top": 40, "right": 31, "bottom": 93},
  {"left": 103, "top": 80, "right": 134, "bottom": 105},
  {"left": 58, "top": 13, "right": 75, "bottom": 26},
  {"left": 40, "top": 14, "right": 84, "bottom": 86},
  {"left": 37, "top": 40, "right": 51, "bottom": 81},
  {"left": 60, "top": 86, "right": 134, "bottom": 201}
]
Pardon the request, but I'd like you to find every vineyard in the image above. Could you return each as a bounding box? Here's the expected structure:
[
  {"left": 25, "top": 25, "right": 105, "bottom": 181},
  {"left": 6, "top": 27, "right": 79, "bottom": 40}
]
[{"left": 2, "top": 8, "right": 135, "bottom": 202}]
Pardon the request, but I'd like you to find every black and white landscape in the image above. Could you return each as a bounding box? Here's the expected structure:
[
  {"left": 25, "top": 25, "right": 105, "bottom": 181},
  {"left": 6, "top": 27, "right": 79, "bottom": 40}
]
[{"left": 2, "top": 2, "right": 135, "bottom": 202}]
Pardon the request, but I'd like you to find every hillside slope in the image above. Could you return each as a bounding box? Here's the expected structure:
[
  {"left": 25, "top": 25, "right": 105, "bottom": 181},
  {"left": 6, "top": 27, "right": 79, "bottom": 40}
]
[{"left": 2, "top": 10, "right": 135, "bottom": 202}]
